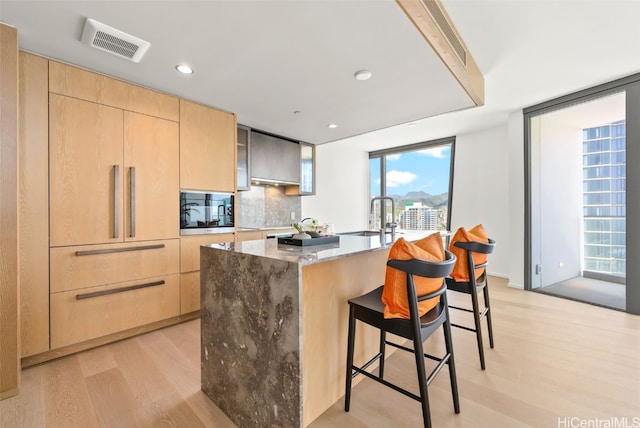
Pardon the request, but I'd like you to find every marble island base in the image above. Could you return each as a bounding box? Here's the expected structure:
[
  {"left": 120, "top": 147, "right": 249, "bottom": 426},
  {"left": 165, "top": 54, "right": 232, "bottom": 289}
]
[{"left": 200, "top": 236, "right": 392, "bottom": 427}]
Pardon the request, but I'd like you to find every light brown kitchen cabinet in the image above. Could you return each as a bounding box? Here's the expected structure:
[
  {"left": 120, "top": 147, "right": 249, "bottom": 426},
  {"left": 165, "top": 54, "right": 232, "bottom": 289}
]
[
  {"left": 236, "top": 230, "right": 264, "bottom": 242},
  {"left": 49, "top": 60, "right": 179, "bottom": 122},
  {"left": 124, "top": 112, "right": 179, "bottom": 241},
  {"left": 47, "top": 62, "right": 182, "bottom": 354},
  {"left": 49, "top": 95, "right": 179, "bottom": 247},
  {"left": 19, "top": 52, "right": 50, "bottom": 357},
  {"left": 50, "top": 273, "right": 181, "bottom": 349},
  {"left": 50, "top": 240, "right": 180, "bottom": 293},
  {"left": 180, "top": 99, "right": 237, "bottom": 192},
  {"left": 49, "top": 94, "right": 124, "bottom": 246},
  {"left": 180, "top": 233, "right": 234, "bottom": 314}
]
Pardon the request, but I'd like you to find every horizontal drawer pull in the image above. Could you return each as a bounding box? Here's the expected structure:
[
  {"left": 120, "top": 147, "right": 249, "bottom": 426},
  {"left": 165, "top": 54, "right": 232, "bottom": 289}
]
[
  {"left": 76, "top": 280, "right": 165, "bottom": 300},
  {"left": 76, "top": 243, "right": 165, "bottom": 257}
]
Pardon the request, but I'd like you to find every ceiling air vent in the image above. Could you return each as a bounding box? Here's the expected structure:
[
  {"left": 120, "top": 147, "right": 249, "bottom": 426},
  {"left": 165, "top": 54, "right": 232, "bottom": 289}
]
[
  {"left": 81, "top": 18, "right": 150, "bottom": 63},
  {"left": 420, "top": 0, "right": 467, "bottom": 66}
]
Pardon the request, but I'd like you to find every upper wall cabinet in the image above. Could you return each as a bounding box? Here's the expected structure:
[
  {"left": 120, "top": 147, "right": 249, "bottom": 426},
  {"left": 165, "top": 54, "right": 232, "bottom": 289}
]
[
  {"left": 237, "top": 125, "right": 251, "bottom": 191},
  {"left": 250, "top": 130, "right": 300, "bottom": 185},
  {"left": 49, "top": 61, "right": 179, "bottom": 121},
  {"left": 180, "top": 100, "right": 237, "bottom": 192},
  {"left": 300, "top": 142, "right": 316, "bottom": 195}
]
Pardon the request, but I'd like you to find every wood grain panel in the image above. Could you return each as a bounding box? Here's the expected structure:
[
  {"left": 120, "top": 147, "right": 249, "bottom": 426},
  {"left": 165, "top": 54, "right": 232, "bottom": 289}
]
[
  {"left": 0, "top": 22, "right": 19, "bottom": 400},
  {"left": 236, "top": 230, "right": 264, "bottom": 242},
  {"left": 180, "top": 233, "right": 234, "bottom": 273},
  {"left": 85, "top": 368, "right": 147, "bottom": 427},
  {"left": 301, "top": 248, "right": 390, "bottom": 426},
  {"left": 18, "top": 51, "right": 50, "bottom": 358},
  {"left": 49, "top": 60, "right": 179, "bottom": 121},
  {"left": 180, "top": 272, "right": 201, "bottom": 314},
  {"left": 49, "top": 94, "right": 124, "bottom": 246},
  {"left": 50, "top": 274, "right": 181, "bottom": 349},
  {"left": 41, "top": 356, "right": 100, "bottom": 428},
  {"left": 124, "top": 111, "right": 179, "bottom": 241},
  {"left": 50, "top": 239, "right": 179, "bottom": 293},
  {"left": 179, "top": 99, "right": 236, "bottom": 192}
]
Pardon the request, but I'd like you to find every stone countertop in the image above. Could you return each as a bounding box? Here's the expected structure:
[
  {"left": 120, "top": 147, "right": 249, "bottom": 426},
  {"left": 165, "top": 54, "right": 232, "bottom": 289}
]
[
  {"left": 203, "top": 235, "right": 384, "bottom": 266},
  {"left": 236, "top": 226, "right": 295, "bottom": 231},
  {"left": 203, "top": 230, "right": 448, "bottom": 266}
]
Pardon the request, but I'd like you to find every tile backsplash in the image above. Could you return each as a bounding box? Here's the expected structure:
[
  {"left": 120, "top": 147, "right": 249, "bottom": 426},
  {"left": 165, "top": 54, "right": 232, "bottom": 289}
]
[{"left": 236, "top": 186, "right": 301, "bottom": 228}]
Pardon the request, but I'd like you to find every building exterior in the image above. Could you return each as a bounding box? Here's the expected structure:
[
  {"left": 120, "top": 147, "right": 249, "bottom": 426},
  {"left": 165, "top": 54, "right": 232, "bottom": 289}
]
[
  {"left": 582, "top": 120, "right": 626, "bottom": 278},
  {"left": 399, "top": 202, "right": 443, "bottom": 231}
]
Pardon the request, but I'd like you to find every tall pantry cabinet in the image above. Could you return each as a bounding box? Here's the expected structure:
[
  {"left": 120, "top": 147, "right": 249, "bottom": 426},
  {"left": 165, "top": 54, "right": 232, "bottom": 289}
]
[
  {"left": 45, "top": 61, "right": 181, "bottom": 351},
  {"left": 19, "top": 56, "right": 237, "bottom": 365}
]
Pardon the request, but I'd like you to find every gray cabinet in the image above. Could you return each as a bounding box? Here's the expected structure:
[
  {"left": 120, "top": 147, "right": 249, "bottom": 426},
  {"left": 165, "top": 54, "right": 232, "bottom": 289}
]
[
  {"left": 299, "top": 142, "right": 315, "bottom": 195},
  {"left": 250, "top": 131, "right": 300, "bottom": 185},
  {"left": 237, "top": 125, "right": 250, "bottom": 191}
]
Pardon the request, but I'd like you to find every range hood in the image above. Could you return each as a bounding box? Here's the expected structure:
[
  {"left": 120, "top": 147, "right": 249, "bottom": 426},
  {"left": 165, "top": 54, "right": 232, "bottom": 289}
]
[{"left": 250, "top": 130, "right": 301, "bottom": 186}]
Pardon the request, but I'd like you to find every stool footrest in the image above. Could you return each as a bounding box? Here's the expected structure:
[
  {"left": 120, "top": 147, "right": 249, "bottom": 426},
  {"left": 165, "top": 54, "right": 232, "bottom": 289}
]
[
  {"left": 350, "top": 352, "right": 383, "bottom": 380},
  {"left": 451, "top": 322, "right": 476, "bottom": 332},
  {"left": 448, "top": 305, "right": 473, "bottom": 313},
  {"left": 385, "top": 340, "right": 444, "bottom": 364},
  {"left": 350, "top": 351, "right": 453, "bottom": 404}
]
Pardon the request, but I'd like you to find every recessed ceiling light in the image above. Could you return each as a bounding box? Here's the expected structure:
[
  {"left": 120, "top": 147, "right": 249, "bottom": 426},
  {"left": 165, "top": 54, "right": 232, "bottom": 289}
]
[
  {"left": 408, "top": 123, "right": 417, "bottom": 128},
  {"left": 354, "top": 70, "right": 372, "bottom": 81},
  {"left": 175, "top": 64, "right": 194, "bottom": 74},
  {"left": 328, "top": 123, "right": 338, "bottom": 129}
]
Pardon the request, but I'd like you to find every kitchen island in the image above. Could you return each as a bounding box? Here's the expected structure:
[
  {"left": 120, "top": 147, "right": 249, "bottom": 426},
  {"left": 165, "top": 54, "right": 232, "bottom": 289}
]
[{"left": 200, "top": 235, "right": 397, "bottom": 427}]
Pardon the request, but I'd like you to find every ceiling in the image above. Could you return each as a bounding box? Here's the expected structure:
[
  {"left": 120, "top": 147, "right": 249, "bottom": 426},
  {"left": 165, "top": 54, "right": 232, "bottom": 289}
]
[{"left": 2, "top": 1, "right": 640, "bottom": 149}]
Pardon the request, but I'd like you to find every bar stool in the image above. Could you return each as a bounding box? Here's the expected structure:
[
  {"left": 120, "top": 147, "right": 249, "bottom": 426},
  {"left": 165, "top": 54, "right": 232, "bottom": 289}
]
[
  {"left": 344, "top": 251, "right": 458, "bottom": 428},
  {"left": 446, "top": 239, "right": 496, "bottom": 370}
]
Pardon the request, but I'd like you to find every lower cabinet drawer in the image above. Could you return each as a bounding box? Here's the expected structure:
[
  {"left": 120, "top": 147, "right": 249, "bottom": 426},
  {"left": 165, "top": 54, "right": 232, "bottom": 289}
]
[
  {"left": 50, "top": 239, "right": 180, "bottom": 293},
  {"left": 50, "top": 274, "right": 180, "bottom": 349}
]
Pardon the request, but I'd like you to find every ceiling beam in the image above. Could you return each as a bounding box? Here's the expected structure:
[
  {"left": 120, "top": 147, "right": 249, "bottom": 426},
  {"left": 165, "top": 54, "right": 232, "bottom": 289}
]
[{"left": 396, "top": 0, "right": 485, "bottom": 106}]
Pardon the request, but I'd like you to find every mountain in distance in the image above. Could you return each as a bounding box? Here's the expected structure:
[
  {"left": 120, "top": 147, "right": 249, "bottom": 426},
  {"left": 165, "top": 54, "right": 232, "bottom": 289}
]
[{"left": 388, "top": 191, "right": 449, "bottom": 209}]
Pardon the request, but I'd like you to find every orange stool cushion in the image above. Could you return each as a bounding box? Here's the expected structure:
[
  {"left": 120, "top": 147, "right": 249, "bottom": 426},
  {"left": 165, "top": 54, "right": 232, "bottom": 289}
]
[
  {"left": 449, "top": 224, "right": 489, "bottom": 281},
  {"left": 382, "top": 233, "right": 445, "bottom": 319}
]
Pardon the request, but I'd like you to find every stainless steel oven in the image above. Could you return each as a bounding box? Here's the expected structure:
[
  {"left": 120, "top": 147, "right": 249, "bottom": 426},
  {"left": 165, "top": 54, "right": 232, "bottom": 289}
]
[{"left": 180, "top": 190, "right": 234, "bottom": 235}]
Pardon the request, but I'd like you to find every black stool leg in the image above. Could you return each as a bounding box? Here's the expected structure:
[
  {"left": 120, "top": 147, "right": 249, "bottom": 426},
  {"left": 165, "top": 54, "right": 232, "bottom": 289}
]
[
  {"left": 442, "top": 300, "right": 460, "bottom": 413},
  {"left": 483, "top": 281, "right": 495, "bottom": 349},
  {"left": 345, "top": 304, "right": 356, "bottom": 411},
  {"left": 378, "top": 330, "right": 386, "bottom": 379},
  {"left": 470, "top": 285, "right": 486, "bottom": 370},
  {"left": 412, "top": 331, "right": 432, "bottom": 428}
]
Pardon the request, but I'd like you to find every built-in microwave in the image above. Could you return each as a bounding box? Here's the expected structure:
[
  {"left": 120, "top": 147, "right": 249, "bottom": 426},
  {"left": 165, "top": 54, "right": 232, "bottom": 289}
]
[{"left": 180, "top": 190, "right": 234, "bottom": 235}]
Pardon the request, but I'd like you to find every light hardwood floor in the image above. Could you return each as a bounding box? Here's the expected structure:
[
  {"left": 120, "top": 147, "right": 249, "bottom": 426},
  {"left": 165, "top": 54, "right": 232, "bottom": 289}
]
[{"left": 2, "top": 277, "right": 639, "bottom": 427}]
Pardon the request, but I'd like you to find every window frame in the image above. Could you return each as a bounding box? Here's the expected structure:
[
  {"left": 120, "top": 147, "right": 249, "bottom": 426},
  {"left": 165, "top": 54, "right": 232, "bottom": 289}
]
[{"left": 369, "top": 136, "right": 456, "bottom": 232}]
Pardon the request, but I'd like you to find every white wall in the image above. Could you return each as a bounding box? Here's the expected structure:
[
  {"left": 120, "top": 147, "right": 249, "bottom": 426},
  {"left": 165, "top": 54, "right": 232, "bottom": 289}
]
[
  {"left": 536, "top": 115, "right": 583, "bottom": 286},
  {"left": 302, "top": 142, "right": 371, "bottom": 234},
  {"left": 449, "top": 125, "right": 510, "bottom": 278},
  {"left": 303, "top": 122, "right": 519, "bottom": 281}
]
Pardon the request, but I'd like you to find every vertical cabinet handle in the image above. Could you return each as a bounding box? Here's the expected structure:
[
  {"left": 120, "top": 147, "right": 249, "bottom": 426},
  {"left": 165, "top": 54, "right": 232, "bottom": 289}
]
[
  {"left": 114, "top": 165, "right": 119, "bottom": 239},
  {"left": 130, "top": 166, "right": 136, "bottom": 237}
]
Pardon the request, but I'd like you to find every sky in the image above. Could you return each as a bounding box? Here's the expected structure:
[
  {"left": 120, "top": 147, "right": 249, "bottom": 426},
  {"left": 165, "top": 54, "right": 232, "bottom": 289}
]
[{"left": 370, "top": 144, "right": 452, "bottom": 197}]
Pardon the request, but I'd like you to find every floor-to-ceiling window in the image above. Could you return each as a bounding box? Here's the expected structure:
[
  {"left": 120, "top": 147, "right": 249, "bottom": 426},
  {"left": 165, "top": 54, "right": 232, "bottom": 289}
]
[
  {"left": 582, "top": 121, "right": 626, "bottom": 281},
  {"left": 369, "top": 137, "right": 455, "bottom": 233},
  {"left": 525, "top": 73, "right": 640, "bottom": 315}
]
